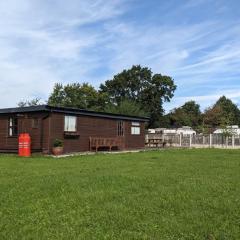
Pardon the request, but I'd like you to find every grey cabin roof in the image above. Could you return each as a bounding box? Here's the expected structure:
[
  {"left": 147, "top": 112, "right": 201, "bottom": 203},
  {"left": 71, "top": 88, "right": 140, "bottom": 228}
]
[{"left": 0, "top": 105, "right": 149, "bottom": 122}]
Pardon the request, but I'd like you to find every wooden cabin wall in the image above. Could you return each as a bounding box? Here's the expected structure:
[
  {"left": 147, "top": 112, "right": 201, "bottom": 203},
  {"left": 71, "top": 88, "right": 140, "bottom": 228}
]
[
  {"left": 0, "top": 113, "right": 49, "bottom": 152},
  {"left": 49, "top": 113, "right": 146, "bottom": 153},
  {"left": 0, "top": 112, "right": 146, "bottom": 153},
  {"left": 49, "top": 113, "right": 119, "bottom": 153},
  {"left": 124, "top": 121, "right": 146, "bottom": 149}
]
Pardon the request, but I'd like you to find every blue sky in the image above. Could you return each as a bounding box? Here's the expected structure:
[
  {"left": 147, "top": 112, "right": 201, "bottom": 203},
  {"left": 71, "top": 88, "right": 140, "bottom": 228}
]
[{"left": 0, "top": 0, "right": 240, "bottom": 112}]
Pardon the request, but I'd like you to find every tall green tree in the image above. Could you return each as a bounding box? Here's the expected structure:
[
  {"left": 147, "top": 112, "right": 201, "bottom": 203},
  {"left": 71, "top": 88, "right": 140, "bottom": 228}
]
[
  {"left": 203, "top": 105, "right": 223, "bottom": 130},
  {"left": 48, "top": 83, "right": 107, "bottom": 111},
  {"left": 203, "top": 96, "right": 240, "bottom": 128},
  {"left": 47, "top": 83, "right": 65, "bottom": 106},
  {"left": 104, "top": 99, "right": 148, "bottom": 117},
  {"left": 167, "top": 101, "right": 202, "bottom": 128},
  {"left": 100, "top": 65, "right": 176, "bottom": 127}
]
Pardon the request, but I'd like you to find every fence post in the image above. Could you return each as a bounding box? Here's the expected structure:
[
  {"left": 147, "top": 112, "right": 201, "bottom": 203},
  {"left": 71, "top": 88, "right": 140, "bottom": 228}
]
[
  {"left": 209, "top": 134, "right": 212, "bottom": 148},
  {"left": 232, "top": 135, "right": 235, "bottom": 148},
  {"left": 203, "top": 136, "right": 205, "bottom": 146},
  {"left": 189, "top": 134, "right": 192, "bottom": 148},
  {"left": 179, "top": 134, "right": 182, "bottom": 147}
]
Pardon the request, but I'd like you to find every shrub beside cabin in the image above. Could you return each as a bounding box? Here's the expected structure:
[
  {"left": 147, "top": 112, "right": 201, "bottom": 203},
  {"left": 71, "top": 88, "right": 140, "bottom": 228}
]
[{"left": 0, "top": 105, "right": 148, "bottom": 154}]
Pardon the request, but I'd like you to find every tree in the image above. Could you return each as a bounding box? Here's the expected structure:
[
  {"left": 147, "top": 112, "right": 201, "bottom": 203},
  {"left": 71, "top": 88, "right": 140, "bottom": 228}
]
[
  {"left": 203, "top": 105, "right": 223, "bottom": 130},
  {"left": 203, "top": 96, "right": 240, "bottom": 130},
  {"left": 168, "top": 101, "right": 202, "bottom": 128},
  {"left": 158, "top": 114, "right": 171, "bottom": 128},
  {"left": 48, "top": 83, "right": 107, "bottom": 111},
  {"left": 47, "top": 83, "right": 65, "bottom": 107},
  {"left": 104, "top": 99, "right": 148, "bottom": 117},
  {"left": 214, "top": 96, "right": 240, "bottom": 125},
  {"left": 18, "top": 98, "right": 43, "bottom": 107},
  {"left": 99, "top": 65, "right": 176, "bottom": 127}
]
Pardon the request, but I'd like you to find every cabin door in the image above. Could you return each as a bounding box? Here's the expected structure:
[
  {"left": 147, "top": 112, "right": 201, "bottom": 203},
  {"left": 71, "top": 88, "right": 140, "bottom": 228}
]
[{"left": 18, "top": 116, "right": 28, "bottom": 134}]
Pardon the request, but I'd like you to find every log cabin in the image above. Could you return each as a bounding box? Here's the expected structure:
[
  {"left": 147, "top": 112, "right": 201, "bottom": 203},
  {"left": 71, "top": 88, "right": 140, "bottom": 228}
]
[{"left": 0, "top": 105, "right": 149, "bottom": 154}]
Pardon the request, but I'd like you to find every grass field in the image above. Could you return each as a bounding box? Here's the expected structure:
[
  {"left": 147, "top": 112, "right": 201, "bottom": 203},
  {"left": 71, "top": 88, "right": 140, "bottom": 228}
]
[{"left": 0, "top": 149, "right": 239, "bottom": 240}]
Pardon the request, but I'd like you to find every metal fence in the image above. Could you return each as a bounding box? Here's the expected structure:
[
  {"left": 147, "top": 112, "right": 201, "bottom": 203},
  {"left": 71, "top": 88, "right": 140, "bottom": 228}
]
[{"left": 145, "top": 133, "right": 240, "bottom": 149}]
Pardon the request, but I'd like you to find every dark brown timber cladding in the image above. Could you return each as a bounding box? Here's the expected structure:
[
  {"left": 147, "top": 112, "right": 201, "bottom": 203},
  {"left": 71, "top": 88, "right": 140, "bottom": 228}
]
[
  {"left": 0, "top": 105, "right": 148, "bottom": 154},
  {"left": 0, "top": 116, "right": 18, "bottom": 151},
  {"left": 0, "top": 113, "right": 49, "bottom": 153},
  {"left": 48, "top": 113, "right": 145, "bottom": 153},
  {"left": 124, "top": 121, "right": 145, "bottom": 149}
]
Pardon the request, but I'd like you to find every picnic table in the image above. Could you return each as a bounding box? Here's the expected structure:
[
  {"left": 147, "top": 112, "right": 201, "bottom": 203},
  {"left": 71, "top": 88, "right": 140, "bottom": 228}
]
[{"left": 146, "top": 138, "right": 166, "bottom": 148}]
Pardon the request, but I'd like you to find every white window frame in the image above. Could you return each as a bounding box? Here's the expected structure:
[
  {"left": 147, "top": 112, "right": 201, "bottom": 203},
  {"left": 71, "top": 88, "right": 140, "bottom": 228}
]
[
  {"left": 131, "top": 122, "right": 140, "bottom": 135},
  {"left": 64, "top": 115, "right": 77, "bottom": 132},
  {"left": 9, "top": 117, "right": 18, "bottom": 137}
]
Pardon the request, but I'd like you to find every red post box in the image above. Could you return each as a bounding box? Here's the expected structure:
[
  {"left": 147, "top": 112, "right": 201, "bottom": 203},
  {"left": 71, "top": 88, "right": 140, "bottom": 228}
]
[{"left": 18, "top": 133, "right": 31, "bottom": 157}]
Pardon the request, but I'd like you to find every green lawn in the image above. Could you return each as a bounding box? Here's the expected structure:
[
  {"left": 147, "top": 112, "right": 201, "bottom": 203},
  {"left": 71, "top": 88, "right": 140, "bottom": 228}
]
[{"left": 0, "top": 149, "right": 239, "bottom": 240}]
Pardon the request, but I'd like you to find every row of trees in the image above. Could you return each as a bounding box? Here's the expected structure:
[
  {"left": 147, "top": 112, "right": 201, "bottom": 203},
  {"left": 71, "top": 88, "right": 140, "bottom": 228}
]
[
  {"left": 18, "top": 65, "right": 240, "bottom": 131},
  {"left": 162, "top": 96, "right": 240, "bottom": 133},
  {"left": 34, "top": 65, "right": 176, "bottom": 127}
]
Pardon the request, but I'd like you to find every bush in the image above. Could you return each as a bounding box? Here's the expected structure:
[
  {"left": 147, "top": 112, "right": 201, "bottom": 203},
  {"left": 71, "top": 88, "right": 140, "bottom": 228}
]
[{"left": 53, "top": 139, "right": 63, "bottom": 148}]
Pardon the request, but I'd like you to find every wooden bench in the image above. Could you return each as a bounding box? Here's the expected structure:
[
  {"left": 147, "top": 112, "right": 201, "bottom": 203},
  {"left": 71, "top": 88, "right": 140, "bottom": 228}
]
[{"left": 89, "top": 137, "right": 123, "bottom": 152}]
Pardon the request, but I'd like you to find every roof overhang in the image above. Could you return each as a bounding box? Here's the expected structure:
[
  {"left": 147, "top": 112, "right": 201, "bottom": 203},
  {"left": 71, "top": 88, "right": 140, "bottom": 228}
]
[{"left": 0, "top": 105, "right": 149, "bottom": 122}]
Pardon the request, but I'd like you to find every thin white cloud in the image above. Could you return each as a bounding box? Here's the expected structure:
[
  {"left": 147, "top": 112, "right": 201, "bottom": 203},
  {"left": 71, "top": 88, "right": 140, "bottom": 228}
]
[
  {"left": 0, "top": 0, "right": 127, "bottom": 106},
  {"left": 0, "top": 0, "right": 239, "bottom": 112}
]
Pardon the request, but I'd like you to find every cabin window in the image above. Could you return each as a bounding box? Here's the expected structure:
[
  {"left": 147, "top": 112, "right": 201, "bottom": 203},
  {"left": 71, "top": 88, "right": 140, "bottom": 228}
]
[
  {"left": 9, "top": 117, "right": 18, "bottom": 137},
  {"left": 131, "top": 122, "right": 140, "bottom": 135},
  {"left": 117, "top": 121, "right": 124, "bottom": 136},
  {"left": 64, "top": 116, "right": 77, "bottom": 132},
  {"left": 32, "top": 118, "right": 39, "bottom": 128}
]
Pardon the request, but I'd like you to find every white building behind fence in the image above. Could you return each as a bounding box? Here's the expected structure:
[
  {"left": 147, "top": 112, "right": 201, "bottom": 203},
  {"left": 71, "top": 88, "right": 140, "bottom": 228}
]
[
  {"left": 149, "top": 126, "right": 196, "bottom": 135},
  {"left": 213, "top": 125, "right": 240, "bottom": 135},
  {"left": 146, "top": 126, "right": 240, "bottom": 149}
]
